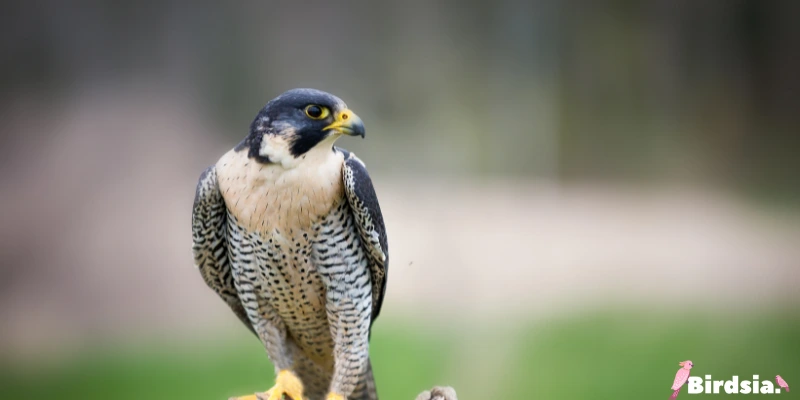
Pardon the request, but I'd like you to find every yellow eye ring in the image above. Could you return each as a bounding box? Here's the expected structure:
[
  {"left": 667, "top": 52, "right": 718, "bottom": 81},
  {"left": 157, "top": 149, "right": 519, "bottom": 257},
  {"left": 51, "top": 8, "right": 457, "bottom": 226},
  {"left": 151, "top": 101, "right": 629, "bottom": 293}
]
[{"left": 304, "top": 105, "right": 330, "bottom": 120}]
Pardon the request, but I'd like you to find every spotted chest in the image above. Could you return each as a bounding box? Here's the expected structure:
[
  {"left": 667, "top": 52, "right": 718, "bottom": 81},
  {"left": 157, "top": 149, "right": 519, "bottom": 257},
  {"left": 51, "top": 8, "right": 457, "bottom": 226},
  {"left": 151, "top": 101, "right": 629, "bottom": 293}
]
[
  {"left": 225, "top": 201, "right": 361, "bottom": 364},
  {"left": 216, "top": 146, "right": 366, "bottom": 362}
]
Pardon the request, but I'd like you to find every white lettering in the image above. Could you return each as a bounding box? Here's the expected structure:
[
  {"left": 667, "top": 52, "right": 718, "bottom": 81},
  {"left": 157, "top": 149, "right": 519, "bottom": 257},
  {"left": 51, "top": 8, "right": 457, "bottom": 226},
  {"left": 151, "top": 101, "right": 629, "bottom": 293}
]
[
  {"left": 678, "top": 373, "right": 783, "bottom": 395},
  {"left": 725, "top": 376, "right": 739, "bottom": 394},
  {"left": 741, "top": 380, "right": 752, "bottom": 394},
  {"left": 760, "top": 381, "right": 775, "bottom": 394},
  {"left": 688, "top": 377, "right": 704, "bottom": 394}
]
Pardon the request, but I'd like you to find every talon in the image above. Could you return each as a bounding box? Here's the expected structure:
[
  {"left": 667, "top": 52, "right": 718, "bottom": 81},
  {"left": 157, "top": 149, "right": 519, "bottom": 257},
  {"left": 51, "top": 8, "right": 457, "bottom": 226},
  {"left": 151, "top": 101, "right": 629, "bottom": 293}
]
[
  {"left": 265, "top": 369, "right": 305, "bottom": 400},
  {"left": 326, "top": 393, "right": 345, "bottom": 400}
]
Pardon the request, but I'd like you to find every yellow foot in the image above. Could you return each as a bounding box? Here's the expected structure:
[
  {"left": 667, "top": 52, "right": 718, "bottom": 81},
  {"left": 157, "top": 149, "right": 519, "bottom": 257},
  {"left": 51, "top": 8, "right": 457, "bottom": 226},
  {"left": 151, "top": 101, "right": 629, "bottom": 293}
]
[
  {"left": 229, "top": 395, "right": 259, "bottom": 400},
  {"left": 253, "top": 369, "right": 305, "bottom": 400},
  {"left": 326, "top": 393, "right": 345, "bottom": 400}
]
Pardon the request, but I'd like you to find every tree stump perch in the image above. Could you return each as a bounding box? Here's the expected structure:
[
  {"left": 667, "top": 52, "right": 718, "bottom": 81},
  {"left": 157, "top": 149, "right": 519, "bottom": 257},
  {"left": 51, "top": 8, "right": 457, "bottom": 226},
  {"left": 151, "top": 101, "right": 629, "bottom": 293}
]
[
  {"left": 414, "top": 386, "right": 458, "bottom": 400},
  {"left": 229, "top": 387, "right": 457, "bottom": 400}
]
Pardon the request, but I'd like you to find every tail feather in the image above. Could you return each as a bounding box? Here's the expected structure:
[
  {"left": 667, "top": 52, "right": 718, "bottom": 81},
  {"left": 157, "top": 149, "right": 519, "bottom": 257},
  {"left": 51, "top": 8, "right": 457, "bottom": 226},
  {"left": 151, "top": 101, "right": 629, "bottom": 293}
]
[
  {"left": 364, "top": 359, "right": 378, "bottom": 400},
  {"left": 350, "top": 358, "right": 378, "bottom": 400},
  {"left": 669, "top": 389, "right": 680, "bottom": 400}
]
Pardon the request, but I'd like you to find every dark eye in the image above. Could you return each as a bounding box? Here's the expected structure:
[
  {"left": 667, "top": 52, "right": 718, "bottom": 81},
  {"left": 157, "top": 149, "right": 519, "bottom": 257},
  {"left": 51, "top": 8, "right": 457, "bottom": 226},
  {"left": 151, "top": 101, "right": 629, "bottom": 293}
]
[{"left": 304, "top": 105, "right": 329, "bottom": 120}]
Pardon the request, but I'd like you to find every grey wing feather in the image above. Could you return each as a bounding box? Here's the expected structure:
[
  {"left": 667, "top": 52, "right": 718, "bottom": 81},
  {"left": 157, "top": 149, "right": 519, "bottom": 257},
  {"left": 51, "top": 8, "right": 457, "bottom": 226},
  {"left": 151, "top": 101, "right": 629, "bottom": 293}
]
[
  {"left": 192, "top": 166, "right": 255, "bottom": 336},
  {"left": 340, "top": 149, "right": 389, "bottom": 327}
]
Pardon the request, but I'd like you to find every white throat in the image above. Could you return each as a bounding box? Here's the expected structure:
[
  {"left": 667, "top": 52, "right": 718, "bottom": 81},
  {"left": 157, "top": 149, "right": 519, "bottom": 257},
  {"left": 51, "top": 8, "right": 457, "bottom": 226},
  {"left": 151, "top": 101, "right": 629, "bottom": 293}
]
[{"left": 259, "top": 133, "right": 340, "bottom": 169}]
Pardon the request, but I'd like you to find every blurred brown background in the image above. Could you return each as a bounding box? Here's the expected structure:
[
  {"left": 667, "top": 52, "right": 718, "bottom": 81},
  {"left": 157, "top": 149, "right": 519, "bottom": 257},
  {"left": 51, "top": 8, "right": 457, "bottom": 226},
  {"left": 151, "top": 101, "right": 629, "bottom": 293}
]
[{"left": 1, "top": 1, "right": 799, "bottom": 399}]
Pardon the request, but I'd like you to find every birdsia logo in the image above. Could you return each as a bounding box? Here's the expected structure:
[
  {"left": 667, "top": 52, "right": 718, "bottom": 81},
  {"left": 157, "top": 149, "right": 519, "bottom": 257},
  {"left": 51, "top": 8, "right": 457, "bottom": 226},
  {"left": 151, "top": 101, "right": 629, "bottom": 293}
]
[
  {"left": 669, "top": 360, "right": 790, "bottom": 398},
  {"left": 687, "top": 376, "right": 786, "bottom": 395}
]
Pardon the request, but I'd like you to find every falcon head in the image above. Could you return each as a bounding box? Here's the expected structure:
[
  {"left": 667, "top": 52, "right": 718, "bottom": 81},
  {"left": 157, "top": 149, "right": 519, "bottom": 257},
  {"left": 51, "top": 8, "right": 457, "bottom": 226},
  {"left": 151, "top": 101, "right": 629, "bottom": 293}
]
[{"left": 242, "top": 88, "right": 365, "bottom": 167}]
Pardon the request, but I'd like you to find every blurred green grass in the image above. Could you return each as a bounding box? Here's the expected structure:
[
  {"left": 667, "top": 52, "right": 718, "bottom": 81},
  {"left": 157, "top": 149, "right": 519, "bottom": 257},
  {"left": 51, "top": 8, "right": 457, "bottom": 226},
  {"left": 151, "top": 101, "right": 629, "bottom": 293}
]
[{"left": 1, "top": 310, "right": 798, "bottom": 400}]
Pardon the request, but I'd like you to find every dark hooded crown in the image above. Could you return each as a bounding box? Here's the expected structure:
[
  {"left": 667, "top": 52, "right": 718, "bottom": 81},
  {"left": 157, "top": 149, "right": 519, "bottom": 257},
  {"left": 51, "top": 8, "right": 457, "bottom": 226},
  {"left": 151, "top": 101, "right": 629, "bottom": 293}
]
[{"left": 241, "top": 89, "right": 348, "bottom": 162}]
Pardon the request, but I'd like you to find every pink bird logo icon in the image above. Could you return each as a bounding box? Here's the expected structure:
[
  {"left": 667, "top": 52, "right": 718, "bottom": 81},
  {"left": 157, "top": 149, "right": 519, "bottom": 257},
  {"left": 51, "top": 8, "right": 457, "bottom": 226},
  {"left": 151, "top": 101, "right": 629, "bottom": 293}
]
[
  {"left": 776, "top": 375, "right": 790, "bottom": 392},
  {"left": 670, "top": 360, "right": 694, "bottom": 400}
]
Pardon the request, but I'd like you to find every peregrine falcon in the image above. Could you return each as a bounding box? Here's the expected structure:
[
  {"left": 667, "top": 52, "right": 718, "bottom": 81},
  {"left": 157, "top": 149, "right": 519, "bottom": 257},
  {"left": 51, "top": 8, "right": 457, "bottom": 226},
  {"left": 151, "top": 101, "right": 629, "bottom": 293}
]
[{"left": 192, "top": 89, "right": 388, "bottom": 400}]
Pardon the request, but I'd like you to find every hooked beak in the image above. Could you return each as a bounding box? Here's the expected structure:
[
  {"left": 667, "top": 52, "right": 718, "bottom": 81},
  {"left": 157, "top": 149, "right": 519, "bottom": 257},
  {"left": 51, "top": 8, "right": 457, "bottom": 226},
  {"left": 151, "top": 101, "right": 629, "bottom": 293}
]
[{"left": 323, "top": 109, "right": 365, "bottom": 138}]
